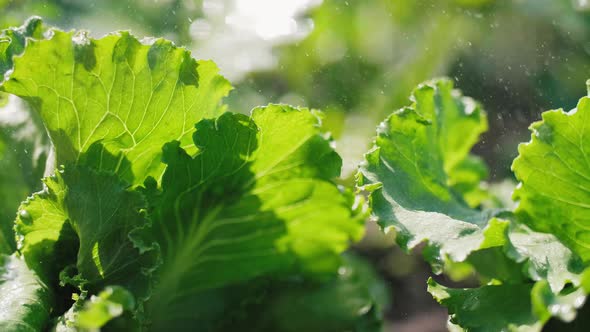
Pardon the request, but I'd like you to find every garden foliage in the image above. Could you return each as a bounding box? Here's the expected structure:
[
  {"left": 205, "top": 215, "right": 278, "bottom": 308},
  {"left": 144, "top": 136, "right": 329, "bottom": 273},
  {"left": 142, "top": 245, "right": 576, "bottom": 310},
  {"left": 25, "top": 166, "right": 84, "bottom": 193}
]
[
  {"left": 2, "top": 16, "right": 590, "bottom": 332},
  {"left": 357, "top": 79, "right": 590, "bottom": 331},
  {"left": 0, "top": 18, "right": 382, "bottom": 331}
]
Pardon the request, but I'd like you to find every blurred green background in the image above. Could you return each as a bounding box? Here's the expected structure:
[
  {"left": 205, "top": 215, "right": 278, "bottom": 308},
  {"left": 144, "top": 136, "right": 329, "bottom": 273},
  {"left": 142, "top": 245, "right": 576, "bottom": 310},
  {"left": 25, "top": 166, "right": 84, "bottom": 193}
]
[{"left": 3, "top": 0, "right": 590, "bottom": 330}]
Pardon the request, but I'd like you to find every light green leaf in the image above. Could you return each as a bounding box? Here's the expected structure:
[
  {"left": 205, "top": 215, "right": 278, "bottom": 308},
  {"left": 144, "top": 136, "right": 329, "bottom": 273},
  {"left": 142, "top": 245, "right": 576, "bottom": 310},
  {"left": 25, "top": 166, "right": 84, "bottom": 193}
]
[
  {"left": 144, "top": 105, "right": 365, "bottom": 329},
  {"left": 513, "top": 95, "right": 590, "bottom": 262},
  {"left": 0, "top": 254, "right": 53, "bottom": 332},
  {"left": 433, "top": 82, "right": 488, "bottom": 195},
  {"left": 451, "top": 155, "right": 491, "bottom": 208},
  {"left": 52, "top": 289, "right": 137, "bottom": 332},
  {"left": 0, "top": 16, "right": 45, "bottom": 77},
  {"left": 75, "top": 286, "right": 135, "bottom": 329},
  {"left": 1, "top": 27, "right": 231, "bottom": 185}
]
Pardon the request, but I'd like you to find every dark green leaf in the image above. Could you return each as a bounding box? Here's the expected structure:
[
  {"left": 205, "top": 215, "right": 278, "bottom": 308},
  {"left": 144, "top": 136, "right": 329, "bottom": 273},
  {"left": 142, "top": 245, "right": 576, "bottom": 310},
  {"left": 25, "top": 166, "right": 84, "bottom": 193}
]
[
  {"left": 144, "top": 105, "right": 365, "bottom": 329},
  {"left": 16, "top": 166, "right": 158, "bottom": 301},
  {"left": 428, "top": 278, "right": 541, "bottom": 332}
]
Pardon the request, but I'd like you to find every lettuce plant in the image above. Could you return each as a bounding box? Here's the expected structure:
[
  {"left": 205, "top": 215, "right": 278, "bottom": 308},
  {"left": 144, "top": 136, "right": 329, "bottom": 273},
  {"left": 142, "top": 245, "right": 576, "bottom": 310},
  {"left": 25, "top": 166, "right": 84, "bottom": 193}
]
[
  {"left": 5, "top": 15, "right": 590, "bottom": 332},
  {"left": 358, "top": 79, "right": 590, "bottom": 331},
  {"left": 0, "top": 18, "right": 385, "bottom": 331}
]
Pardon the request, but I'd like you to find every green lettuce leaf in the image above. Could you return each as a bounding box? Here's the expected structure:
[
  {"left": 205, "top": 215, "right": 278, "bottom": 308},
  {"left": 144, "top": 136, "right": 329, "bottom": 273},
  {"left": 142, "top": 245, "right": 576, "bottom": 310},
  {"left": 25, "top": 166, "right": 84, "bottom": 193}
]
[
  {"left": 507, "top": 224, "right": 585, "bottom": 293},
  {"left": 0, "top": 254, "right": 53, "bottom": 331},
  {"left": 266, "top": 253, "right": 386, "bottom": 332},
  {"left": 513, "top": 94, "right": 590, "bottom": 262},
  {"left": 531, "top": 278, "right": 588, "bottom": 324},
  {"left": 357, "top": 79, "right": 495, "bottom": 270},
  {"left": 153, "top": 253, "right": 386, "bottom": 332},
  {"left": 1, "top": 26, "right": 231, "bottom": 185},
  {"left": 16, "top": 166, "right": 158, "bottom": 300},
  {"left": 144, "top": 105, "right": 366, "bottom": 329},
  {"left": 429, "top": 271, "right": 590, "bottom": 332},
  {"left": 357, "top": 79, "right": 584, "bottom": 289},
  {"left": 1, "top": 17, "right": 373, "bottom": 332},
  {"left": 52, "top": 286, "right": 137, "bottom": 331},
  {"left": 359, "top": 78, "right": 589, "bottom": 330},
  {"left": 428, "top": 278, "right": 542, "bottom": 332},
  {"left": 0, "top": 16, "right": 45, "bottom": 78},
  {"left": 14, "top": 171, "right": 73, "bottom": 285}
]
